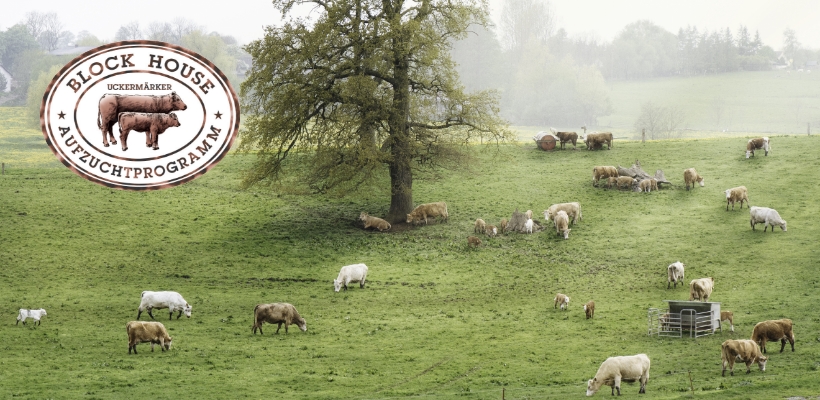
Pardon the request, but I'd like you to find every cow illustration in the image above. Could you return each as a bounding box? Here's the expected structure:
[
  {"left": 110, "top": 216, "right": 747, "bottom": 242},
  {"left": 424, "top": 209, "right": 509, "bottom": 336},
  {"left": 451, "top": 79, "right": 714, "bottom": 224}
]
[
  {"left": 97, "top": 92, "right": 187, "bottom": 147},
  {"left": 117, "top": 112, "right": 181, "bottom": 151}
]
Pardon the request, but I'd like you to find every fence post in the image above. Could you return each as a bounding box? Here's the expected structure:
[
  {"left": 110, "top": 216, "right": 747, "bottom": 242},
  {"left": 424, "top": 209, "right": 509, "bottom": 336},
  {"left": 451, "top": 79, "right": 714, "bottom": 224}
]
[
  {"left": 808, "top": 122, "right": 811, "bottom": 136},
  {"left": 642, "top": 129, "right": 645, "bottom": 143},
  {"left": 502, "top": 387, "right": 505, "bottom": 400},
  {"left": 688, "top": 370, "right": 694, "bottom": 396}
]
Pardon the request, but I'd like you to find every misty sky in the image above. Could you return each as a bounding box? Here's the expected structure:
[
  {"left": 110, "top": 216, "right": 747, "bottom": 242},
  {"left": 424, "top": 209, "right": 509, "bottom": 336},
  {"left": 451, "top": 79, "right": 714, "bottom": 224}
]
[{"left": 2, "top": 0, "right": 819, "bottom": 50}]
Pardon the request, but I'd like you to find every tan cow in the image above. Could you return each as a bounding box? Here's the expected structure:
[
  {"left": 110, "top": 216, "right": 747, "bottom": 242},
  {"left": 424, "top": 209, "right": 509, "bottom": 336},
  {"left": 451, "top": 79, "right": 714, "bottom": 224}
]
[
  {"left": 126, "top": 321, "right": 172, "bottom": 354},
  {"left": 689, "top": 277, "right": 714, "bottom": 301},
  {"left": 721, "top": 339, "right": 767, "bottom": 376},
  {"left": 406, "top": 202, "right": 448, "bottom": 225}
]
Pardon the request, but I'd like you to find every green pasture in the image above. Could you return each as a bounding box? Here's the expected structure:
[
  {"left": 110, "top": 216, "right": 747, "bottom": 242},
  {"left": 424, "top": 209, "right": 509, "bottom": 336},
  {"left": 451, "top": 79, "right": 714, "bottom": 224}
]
[
  {"left": 1, "top": 106, "right": 819, "bottom": 399},
  {"left": 529, "top": 70, "right": 820, "bottom": 139},
  {"left": 606, "top": 70, "right": 820, "bottom": 135}
]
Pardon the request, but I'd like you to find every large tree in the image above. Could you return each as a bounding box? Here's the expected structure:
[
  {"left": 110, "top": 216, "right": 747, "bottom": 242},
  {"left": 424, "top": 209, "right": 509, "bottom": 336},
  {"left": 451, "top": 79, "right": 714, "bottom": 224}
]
[{"left": 240, "top": 0, "right": 508, "bottom": 222}]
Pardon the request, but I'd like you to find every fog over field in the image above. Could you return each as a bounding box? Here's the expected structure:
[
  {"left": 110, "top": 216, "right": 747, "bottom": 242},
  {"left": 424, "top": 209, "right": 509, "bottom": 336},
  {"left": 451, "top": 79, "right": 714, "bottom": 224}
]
[{"left": 2, "top": 1, "right": 819, "bottom": 135}]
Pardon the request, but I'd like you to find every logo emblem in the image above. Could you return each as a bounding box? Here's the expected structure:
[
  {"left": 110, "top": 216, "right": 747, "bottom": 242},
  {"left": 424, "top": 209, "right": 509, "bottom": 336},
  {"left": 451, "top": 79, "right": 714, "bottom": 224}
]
[{"left": 41, "top": 41, "right": 239, "bottom": 190}]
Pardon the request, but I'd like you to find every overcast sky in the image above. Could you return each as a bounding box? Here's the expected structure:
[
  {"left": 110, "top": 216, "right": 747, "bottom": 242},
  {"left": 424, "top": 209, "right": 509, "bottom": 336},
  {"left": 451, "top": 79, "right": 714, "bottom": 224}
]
[{"left": 2, "top": 0, "right": 819, "bottom": 50}]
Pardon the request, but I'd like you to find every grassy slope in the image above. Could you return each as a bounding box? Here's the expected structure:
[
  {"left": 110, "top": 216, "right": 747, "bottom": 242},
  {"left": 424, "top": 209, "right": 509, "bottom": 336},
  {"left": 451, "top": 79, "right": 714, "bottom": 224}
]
[{"left": 1, "top": 106, "right": 820, "bottom": 399}]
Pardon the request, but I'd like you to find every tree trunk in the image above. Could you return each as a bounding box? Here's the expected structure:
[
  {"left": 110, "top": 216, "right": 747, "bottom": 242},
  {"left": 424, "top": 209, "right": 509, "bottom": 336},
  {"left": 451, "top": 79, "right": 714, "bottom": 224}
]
[
  {"left": 385, "top": 31, "right": 413, "bottom": 224},
  {"left": 386, "top": 156, "right": 413, "bottom": 223}
]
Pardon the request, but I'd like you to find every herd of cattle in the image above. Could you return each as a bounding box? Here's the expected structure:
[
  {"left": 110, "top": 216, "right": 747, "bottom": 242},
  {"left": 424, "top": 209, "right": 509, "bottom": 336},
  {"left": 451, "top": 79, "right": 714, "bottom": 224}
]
[{"left": 14, "top": 134, "right": 792, "bottom": 395}]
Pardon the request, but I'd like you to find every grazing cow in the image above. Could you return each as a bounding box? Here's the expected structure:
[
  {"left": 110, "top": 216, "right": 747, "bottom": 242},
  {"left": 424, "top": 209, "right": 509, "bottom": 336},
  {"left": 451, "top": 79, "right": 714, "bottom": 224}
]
[
  {"left": 749, "top": 206, "right": 787, "bottom": 232},
  {"left": 751, "top": 319, "right": 795, "bottom": 353},
  {"left": 667, "top": 261, "right": 685, "bottom": 289},
  {"left": 689, "top": 277, "right": 714, "bottom": 301},
  {"left": 524, "top": 218, "right": 534, "bottom": 234},
  {"left": 553, "top": 210, "right": 570, "bottom": 239},
  {"left": 543, "top": 202, "right": 582, "bottom": 225},
  {"left": 117, "top": 112, "right": 180, "bottom": 151},
  {"left": 683, "top": 168, "right": 704, "bottom": 190},
  {"left": 97, "top": 92, "right": 187, "bottom": 147},
  {"left": 467, "top": 236, "right": 482, "bottom": 248},
  {"left": 485, "top": 225, "right": 498, "bottom": 237},
  {"left": 16, "top": 308, "right": 47, "bottom": 326},
  {"left": 137, "top": 291, "right": 192, "bottom": 320},
  {"left": 746, "top": 137, "right": 770, "bottom": 158},
  {"left": 554, "top": 293, "right": 570, "bottom": 310},
  {"left": 406, "top": 202, "right": 448, "bottom": 225},
  {"left": 252, "top": 303, "right": 307, "bottom": 334},
  {"left": 724, "top": 186, "right": 749, "bottom": 211},
  {"left": 721, "top": 339, "right": 767, "bottom": 376},
  {"left": 499, "top": 218, "right": 508, "bottom": 234},
  {"left": 586, "top": 354, "right": 650, "bottom": 396},
  {"left": 334, "top": 263, "right": 368, "bottom": 292},
  {"left": 127, "top": 321, "right": 172, "bottom": 354}
]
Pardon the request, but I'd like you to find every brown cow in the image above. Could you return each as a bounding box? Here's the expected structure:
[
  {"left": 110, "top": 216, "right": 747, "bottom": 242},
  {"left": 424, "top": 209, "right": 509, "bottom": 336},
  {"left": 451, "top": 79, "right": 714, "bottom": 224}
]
[
  {"left": 252, "top": 303, "right": 307, "bottom": 334},
  {"left": 751, "top": 319, "right": 795, "bottom": 353},
  {"left": 117, "top": 112, "right": 181, "bottom": 151},
  {"left": 554, "top": 131, "right": 578, "bottom": 149},
  {"left": 97, "top": 92, "right": 187, "bottom": 147}
]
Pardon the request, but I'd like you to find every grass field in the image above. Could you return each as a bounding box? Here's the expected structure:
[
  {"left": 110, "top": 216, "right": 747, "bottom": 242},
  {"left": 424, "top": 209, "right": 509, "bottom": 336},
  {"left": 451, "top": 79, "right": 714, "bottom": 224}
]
[
  {"left": 529, "top": 70, "right": 820, "bottom": 139},
  {"left": 2, "top": 105, "right": 820, "bottom": 399},
  {"left": 513, "top": 71, "right": 820, "bottom": 143}
]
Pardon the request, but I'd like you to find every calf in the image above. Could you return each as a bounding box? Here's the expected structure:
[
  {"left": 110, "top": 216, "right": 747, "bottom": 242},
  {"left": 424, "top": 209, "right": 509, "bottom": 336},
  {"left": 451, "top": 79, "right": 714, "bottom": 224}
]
[
  {"left": 554, "top": 293, "right": 570, "bottom": 310},
  {"left": 117, "top": 112, "right": 181, "bottom": 151},
  {"left": 584, "top": 301, "right": 595, "bottom": 319}
]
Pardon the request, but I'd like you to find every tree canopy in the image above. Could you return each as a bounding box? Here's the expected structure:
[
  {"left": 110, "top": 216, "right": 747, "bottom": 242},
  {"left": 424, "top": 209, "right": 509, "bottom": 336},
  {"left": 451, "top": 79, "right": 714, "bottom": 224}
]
[{"left": 240, "top": 0, "right": 509, "bottom": 222}]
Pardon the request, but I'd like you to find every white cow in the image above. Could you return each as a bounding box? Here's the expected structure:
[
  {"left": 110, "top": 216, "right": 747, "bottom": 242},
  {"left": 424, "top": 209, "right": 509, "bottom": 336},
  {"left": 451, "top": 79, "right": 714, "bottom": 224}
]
[
  {"left": 16, "top": 308, "right": 47, "bottom": 325},
  {"left": 749, "top": 206, "right": 787, "bottom": 232},
  {"left": 334, "top": 263, "right": 369, "bottom": 292},
  {"left": 137, "top": 291, "right": 192, "bottom": 320}
]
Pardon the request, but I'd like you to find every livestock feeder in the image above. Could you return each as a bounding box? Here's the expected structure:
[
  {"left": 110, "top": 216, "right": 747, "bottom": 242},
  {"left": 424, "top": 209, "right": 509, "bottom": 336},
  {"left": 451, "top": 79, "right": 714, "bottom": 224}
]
[{"left": 648, "top": 301, "right": 722, "bottom": 338}]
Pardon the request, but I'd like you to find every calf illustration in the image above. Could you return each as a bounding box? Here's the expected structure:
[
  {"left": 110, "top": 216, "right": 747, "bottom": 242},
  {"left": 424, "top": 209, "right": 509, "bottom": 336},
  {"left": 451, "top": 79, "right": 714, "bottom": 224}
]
[
  {"left": 97, "top": 92, "right": 187, "bottom": 147},
  {"left": 118, "top": 112, "right": 181, "bottom": 151}
]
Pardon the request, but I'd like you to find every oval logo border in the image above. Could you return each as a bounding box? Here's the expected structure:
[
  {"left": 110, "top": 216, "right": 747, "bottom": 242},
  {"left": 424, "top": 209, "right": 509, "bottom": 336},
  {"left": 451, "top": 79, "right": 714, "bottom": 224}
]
[{"left": 40, "top": 40, "right": 240, "bottom": 191}]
